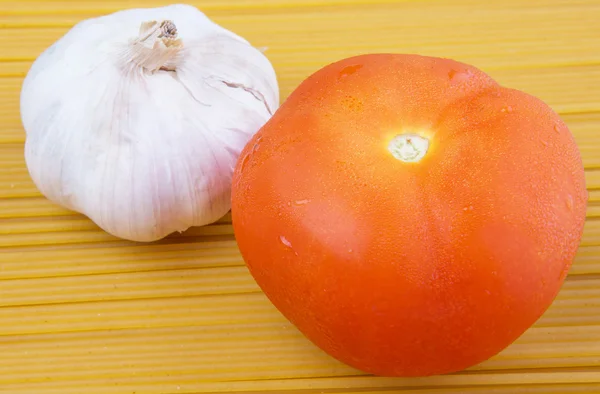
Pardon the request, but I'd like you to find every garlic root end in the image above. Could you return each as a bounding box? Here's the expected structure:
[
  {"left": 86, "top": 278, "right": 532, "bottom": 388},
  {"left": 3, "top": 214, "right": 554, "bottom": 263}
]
[{"left": 128, "top": 20, "right": 182, "bottom": 72}]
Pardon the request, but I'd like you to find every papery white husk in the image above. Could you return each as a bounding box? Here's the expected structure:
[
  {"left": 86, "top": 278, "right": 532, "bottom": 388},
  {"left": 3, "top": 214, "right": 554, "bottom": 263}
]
[{"left": 20, "top": 4, "right": 279, "bottom": 242}]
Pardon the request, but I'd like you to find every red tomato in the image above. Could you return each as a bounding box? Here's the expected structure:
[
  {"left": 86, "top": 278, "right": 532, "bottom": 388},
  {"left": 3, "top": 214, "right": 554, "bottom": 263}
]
[{"left": 230, "top": 54, "right": 588, "bottom": 377}]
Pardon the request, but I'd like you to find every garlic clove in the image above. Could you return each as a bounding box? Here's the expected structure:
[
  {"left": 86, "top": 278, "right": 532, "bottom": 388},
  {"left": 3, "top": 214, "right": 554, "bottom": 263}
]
[{"left": 20, "top": 4, "right": 279, "bottom": 242}]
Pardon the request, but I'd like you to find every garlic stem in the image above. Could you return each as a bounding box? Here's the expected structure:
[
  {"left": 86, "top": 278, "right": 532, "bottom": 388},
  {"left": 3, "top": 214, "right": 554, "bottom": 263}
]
[{"left": 127, "top": 20, "right": 182, "bottom": 72}]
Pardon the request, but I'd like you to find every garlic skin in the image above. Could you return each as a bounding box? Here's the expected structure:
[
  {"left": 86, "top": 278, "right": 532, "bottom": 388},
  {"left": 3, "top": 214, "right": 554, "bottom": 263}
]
[{"left": 20, "top": 4, "right": 279, "bottom": 242}]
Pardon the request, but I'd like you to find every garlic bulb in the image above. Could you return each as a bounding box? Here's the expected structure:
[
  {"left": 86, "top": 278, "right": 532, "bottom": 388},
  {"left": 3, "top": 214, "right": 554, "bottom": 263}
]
[{"left": 20, "top": 4, "right": 279, "bottom": 242}]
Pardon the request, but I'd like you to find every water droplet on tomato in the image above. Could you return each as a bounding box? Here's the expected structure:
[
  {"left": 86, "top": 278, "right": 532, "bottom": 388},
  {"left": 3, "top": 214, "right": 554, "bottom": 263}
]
[
  {"left": 280, "top": 235, "right": 298, "bottom": 255},
  {"left": 280, "top": 235, "right": 293, "bottom": 248},
  {"left": 554, "top": 123, "right": 561, "bottom": 133},
  {"left": 541, "top": 140, "right": 549, "bottom": 147},
  {"left": 501, "top": 106, "right": 513, "bottom": 113},
  {"left": 566, "top": 195, "right": 574, "bottom": 211},
  {"left": 239, "top": 153, "right": 250, "bottom": 172},
  {"left": 339, "top": 64, "right": 363, "bottom": 78},
  {"left": 294, "top": 199, "right": 310, "bottom": 206},
  {"left": 448, "top": 68, "right": 473, "bottom": 82}
]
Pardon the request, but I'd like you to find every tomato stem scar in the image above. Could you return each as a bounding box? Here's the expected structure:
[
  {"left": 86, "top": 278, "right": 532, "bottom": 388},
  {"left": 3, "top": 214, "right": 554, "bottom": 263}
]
[{"left": 388, "top": 133, "right": 429, "bottom": 162}]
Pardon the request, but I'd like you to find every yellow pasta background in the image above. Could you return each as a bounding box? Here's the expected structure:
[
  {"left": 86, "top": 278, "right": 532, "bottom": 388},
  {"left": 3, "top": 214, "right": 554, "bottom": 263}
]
[{"left": 1, "top": 0, "right": 600, "bottom": 392}]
